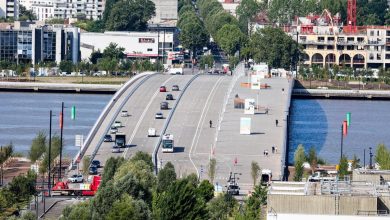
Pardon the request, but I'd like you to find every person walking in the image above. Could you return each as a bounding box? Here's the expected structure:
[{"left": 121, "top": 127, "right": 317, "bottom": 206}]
[
  {"left": 272, "top": 146, "right": 275, "bottom": 154},
  {"left": 209, "top": 120, "right": 213, "bottom": 128},
  {"left": 275, "top": 119, "right": 279, "bottom": 127}
]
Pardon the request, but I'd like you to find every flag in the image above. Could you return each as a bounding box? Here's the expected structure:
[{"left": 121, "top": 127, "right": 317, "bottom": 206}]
[{"left": 343, "top": 120, "right": 348, "bottom": 136}]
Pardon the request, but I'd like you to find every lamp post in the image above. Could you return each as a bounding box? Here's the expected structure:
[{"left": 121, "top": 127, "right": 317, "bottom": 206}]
[
  {"left": 157, "top": 25, "right": 160, "bottom": 73},
  {"left": 59, "top": 102, "right": 64, "bottom": 181},
  {"left": 48, "top": 110, "right": 53, "bottom": 197},
  {"left": 363, "top": 148, "right": 366, "bottom": 169},
  {"left": 369, "top": 147, "right": 373, "bottom": 169}
]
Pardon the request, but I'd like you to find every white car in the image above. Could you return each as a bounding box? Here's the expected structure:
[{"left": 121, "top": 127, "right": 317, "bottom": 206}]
[
  {"left": 121, "top": 110, "right": 129, "bottom": 117},
  {"left": 148, "top": 128, "right": 157, "bottom": 137},
  {"left": 155, "top": 112, "right": 163, "bottom": 119},
  {"left": 112, "top": 145, "right": 121, "bottom": 153},
  {"left": 114, "top": 121, "right": 122, "bottom": 127},
  {"left": 110, "top": 126, "right": 118, "bottom": 134},
  {"left": 68, "top": 174, "right": 83, "bottom": 183}
]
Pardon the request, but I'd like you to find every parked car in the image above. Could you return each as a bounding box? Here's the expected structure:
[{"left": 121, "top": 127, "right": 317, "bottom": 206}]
[
  {"left": 68, "top": 174, "right": 83, "bottom": 183},
  {"left": 89, "top": 166, "right": 98, "bottom": 175},
  {"left": 166, "top": 94, "right": 174, "bottom": 100},
  {"left": 172, "top": 85, "right": 179, "bottom": 91},
  {"left": 155, "top": 112, "right": 163, "bottom": 119},
  {"left": 160, "top": 86, "right": 167, "bottom": 92},
  {"left": 227, "top": 184, "right": 240, "bottom": 195},
  {"left": 121, "top": 110, "right": 129, "bottom": 117},
  {"left": 104, "top": 134, "right": 113, "bottom": 142},
  {"left": 160, "top": 102, "right": 169, "bottom": 110},
  {"left": 112, "top": 145, "right": 121, "bottom": 153},
  {"left": 91, "top": 160, "right": 101, "bottom": 168},
  {"left": 110, "top": 126, "right": 118, "bottom": 134},
  {"left": 148, "top": 128, "right": 157, "bottom": 137},
  {"left": 113, "top": 121, "right": 122, "bottom": 127}
]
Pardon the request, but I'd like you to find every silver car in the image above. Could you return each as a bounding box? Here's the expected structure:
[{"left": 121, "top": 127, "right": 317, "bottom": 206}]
[{"left": 110, "top": 126, "right": 118, "bottom": 134}]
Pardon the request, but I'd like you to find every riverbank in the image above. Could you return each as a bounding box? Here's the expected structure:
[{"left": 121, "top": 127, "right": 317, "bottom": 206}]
[
  {"left": 0, "top": 81, "right": 120, "bottom": 94},
  {"left": 292, "top": 89, "right": 390, "bottom": 100},
  {"left": 0, "top": 76, "right": 129, "bottom": 84}
]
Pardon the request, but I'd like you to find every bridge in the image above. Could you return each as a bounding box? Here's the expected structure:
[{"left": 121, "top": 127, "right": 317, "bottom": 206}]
[{"left": 71, "top": 64, "right": 293, "bottom": 193}]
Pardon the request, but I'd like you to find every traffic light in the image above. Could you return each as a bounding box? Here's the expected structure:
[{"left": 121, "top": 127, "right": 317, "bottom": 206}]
[{"left": 71, "top": 106, "right": 76, "bottom": 120}]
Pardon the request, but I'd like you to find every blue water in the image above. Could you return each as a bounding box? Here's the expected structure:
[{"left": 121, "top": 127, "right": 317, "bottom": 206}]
[
  {"left": 0, "top": 92, "right": 111, "bottom": 157},
  {"left": 288, "top": 99, "right": 390, "bottom": 164}
]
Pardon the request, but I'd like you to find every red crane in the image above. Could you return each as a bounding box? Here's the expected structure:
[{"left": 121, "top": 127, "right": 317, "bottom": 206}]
[{"left": 345, "top": 0, "right": 357, "bottom": 33}]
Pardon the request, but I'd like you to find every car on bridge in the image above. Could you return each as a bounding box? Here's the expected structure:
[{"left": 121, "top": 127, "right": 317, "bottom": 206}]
[
  {"left": 91, "top": 160, "right": 101, "bottom": 168},
  {"left": 155, "top": 112, "right": 163, "bottom": 119},
  {"left": 113, "top": 121, "right": 122, "bottom": 127},
  {"left": 68, "top": 174, "right": 83, "bottom": 183},
  {"left": 160, "top": 102, "right": 169, "bottom": 110},
  {"left": 148, "top": 128, "right": 157, "bottom": 137},
  {"left": 172, "top": 85, "right": 179, "bottom": 91},
  {"left": 166, "top": 94, "right": 174, "bottom": 100},
  {"left": 89, "top": 166, "right": 98, "bottom": 175},
  {"left": 121, "top": 110, "right": 129, "bottom": 117},
  {"left": 110, "top": 126, "right": 118, "bottom": 134},
  {"left": 112, "top": 145, "right": 121, "bottom": 153},
  {"left": 160, "top": 86, "right": 167, "bottom": 92},
  {"left": 104, "top": 134, "right": 113, "bottom": 142}
]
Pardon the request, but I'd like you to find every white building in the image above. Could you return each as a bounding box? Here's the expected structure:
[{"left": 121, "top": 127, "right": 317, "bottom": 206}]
[
  {"left": 0, "top": 0, "right": 19, "bottom": 19},
  {"left": 80, "top": 31, "right": 175, "bottom": 61},
  {"left": 29, "top": 0, "right": 104, "bottom": 21},
  {"left": 150, "top": 0, "right": 177, "bottom": 24}
]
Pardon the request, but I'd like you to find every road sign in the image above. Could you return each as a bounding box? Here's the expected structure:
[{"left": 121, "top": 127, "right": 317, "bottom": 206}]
[{"left": 75, "top": 135, "right": 84, "bottom": 147}]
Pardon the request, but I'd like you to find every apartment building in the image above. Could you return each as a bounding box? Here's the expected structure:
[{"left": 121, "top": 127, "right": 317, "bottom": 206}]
[
  {"left": 292, "top": 15, "right": 390, "bottom": 69},
  {"left": 0, "top": 21, "right": 80, "bottom": 64},
  {"left": 0, "top": 0, "right": 19, "bottom": 19},
  {"left": 28, "top": 0, "right": 104, "bottom": 21}
]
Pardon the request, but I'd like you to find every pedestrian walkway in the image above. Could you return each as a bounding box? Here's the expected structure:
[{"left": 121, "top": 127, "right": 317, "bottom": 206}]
[{"left": 214, "top": 72, "right": 293, "bottom": 189}]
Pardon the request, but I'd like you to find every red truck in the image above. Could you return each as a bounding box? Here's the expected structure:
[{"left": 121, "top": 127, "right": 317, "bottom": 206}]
[{"left": 51, "top": 175, "right": 101, "bottom": 196}]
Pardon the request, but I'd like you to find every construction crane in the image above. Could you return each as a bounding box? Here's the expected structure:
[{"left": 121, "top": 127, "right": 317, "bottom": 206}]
[{"left": 344, "top": 0, "right": 357, "bottom": 33}]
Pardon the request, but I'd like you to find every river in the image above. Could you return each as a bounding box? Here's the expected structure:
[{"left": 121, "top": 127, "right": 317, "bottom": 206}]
[
  {"left": 0, "top": 92, "right": 112, "bottom": 158},
  {"left": 288, "top": 98, "right": 390, "bottom": 165}
]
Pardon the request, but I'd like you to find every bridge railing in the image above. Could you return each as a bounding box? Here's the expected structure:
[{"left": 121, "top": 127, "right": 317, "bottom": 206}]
[
  {"left": 70, "top": 72, "right": 156, "bottom": 171},
  {"left": 153, "top": 74, "right": 200, "bottom": 174}
]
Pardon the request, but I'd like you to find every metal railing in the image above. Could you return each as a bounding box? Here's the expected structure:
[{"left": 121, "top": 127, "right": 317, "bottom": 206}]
[
  {"left": 70, "top": 72, "right": 156, "bottom": 171},
  {"left": 153, "top": 74, "right": 200, "bottom": 174}
]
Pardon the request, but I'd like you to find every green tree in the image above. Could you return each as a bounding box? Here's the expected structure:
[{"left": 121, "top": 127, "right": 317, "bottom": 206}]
[
  {"left": 199, "top": 55, "right": 214, "bottom": 70},
  {"left": 157, "top": 162, "right": 176, "bottom": 192},
  {"left": 106, "top": 194, "right": 151, "bottom": 220},
  {"left": 338, "top": 155, "right": 349, "bottom": 178},
  {"left": 59, "top": 60, "right": 74, "bottom": 74},
  {"left": 90, "top": 50, "right": 103, "bottom": 64},
  {"left": 250, "top": 161, "right": 261, "bottom": 186},
  {"left": 98, "top": 57, "right": 117, "bottom": 75},
  {"left": 216, "top": 24, "right": 245, "bottom": 56},
  {"left": 39, "top": 135, "right": 61, "bottom": 174},
  {"left": 105, "top": 0, "right": 155, "bottom": 31},
  {"left": 208, "top": 158, "right": 216, "bottom": 184},
  {"left": 207, "top": 193, "right": 237, "bottom": 220},
  {"left": 153, "top": 179, "right": 208, "bottom": 219},
  {"left": 8, "top": 170, "right": 36, "bottom": 202},
  {"left": 18, "top": 5, "right": 36, "bottom": 21},
  {"left": 130, "top": 151, "right": 154, "bottom": 171},
  {"left": 205, "top": 11, "right": 238, "bottom": 38},
  {"left": 101, "top": 157, "right": 125, "bottom": 187},
  {"left": 351, "top": 154, "right": 360, "bottom": 170},
  {"left": 236, "top": 0, "right": 260, "bottom": 33},
  {"left": 61, "top": 201, "right": 92, "bottom": 220},
  {"left": 375, "top": 144, "right": 390, "bottom": 169},
  {"left": 115, "top": 172, "right": 152, "bottom": 205},
  {"left": 294, "top": 144, "right": 305, "bottom": 181},
  {"left": 103, "top": 43, "right": 125, "bottom": 60},
  {"left": 306, "top": 146, "right": 318, "bottom": 174},
  {"left": 179, "top": 21, "right": 209, "bottom": 57},
  {"left": 239, "top": 184, "right": 267, "bottom": 219},
  {"left": 91, "top": 180, "right": 120, "bottom": 218},
  {"left": 196, "top": 180, "right": 214, "bottom": 203},
  {"left": 82, "top": 155, "right": 90, "bottom": 176}
]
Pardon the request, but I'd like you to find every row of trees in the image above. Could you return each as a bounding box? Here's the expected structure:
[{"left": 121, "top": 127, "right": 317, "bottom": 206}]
[{"left": 62, "top": 152, "right": 267, "bottom": 219}]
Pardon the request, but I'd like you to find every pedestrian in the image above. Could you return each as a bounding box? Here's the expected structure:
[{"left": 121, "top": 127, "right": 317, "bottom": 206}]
[
  {"left": 272, "top": 146, "right": 275, "bottom": 154},
  {"left": 275, "top": 146, "right": 278, "bottom": 153},
  {"left": 265, "top": 150, "right": 269, "bottom": 156},
  {"left": 275, "top": 119, "right": 279, "bottom": 127},
  {"left": 209, "top": 120, "right": 213, "bottom": 128},
  {"left": 263, "top": 150, "right": 266, "bottom": 156},
  {"left": 282, "top": 88, "right": 285, "bottom": 92},
  {"left": 265, "top": 107, "right": 269, "bottom": 114}
]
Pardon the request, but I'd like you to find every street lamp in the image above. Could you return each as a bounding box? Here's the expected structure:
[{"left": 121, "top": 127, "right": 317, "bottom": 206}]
[{"left": 369, "top": 147, "right": 373, "bottom": 169}]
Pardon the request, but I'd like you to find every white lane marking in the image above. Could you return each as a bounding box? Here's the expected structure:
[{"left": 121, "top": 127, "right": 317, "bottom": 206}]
[
  {"left": 122, "top": 76, "right": 175, "bottom": 158},
  {"left": 188, "top": 76, "right": 224, "bottom": 175}
]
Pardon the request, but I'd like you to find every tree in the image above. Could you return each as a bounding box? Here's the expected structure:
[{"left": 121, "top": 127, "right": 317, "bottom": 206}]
[
  {"left": 250, "top": 161, "right": 261, "bottom": 186},
  {"left": 351, "top": 154, "right": 360, "bottom": 170},
  {"left": 216, "top": 24, "right": 245, "bottom": 56},
  {"left": 115, "top": 172, "right": 152, "bottom": 205},
  {"left": 306, "top": 147, "right": 318, "bottom": 174},
  {"left": 101, "top": 157, "right": 125, "bottom": 188},
  {"left": 196, "top": 180, "right": 214, "bottom": 203},
  {"left": 208, "top": 158, "right": 216, "bottom": 184},
  {"left": 207, "top": 193, "right": 237, "bottom": 220},
  {"left": 103, "top": 43, "right": 125, "bottom": 60},
  {"left": 375, "top": 144, "right": 390, "bottom": 170},
  {"left": 294, "top": 144, "right": 305, "bottom": 181},
  {"left": 8, "top": 170, "right": 36, "bottom": 202},
  {"left": 157, "top": 162, "right": 176, "bottom": 192},
  {"left": 338, "top": 155, "right": 349, "bottom": 178},
  {"left": 236, "top": 0, "right": 260, "bottom": 33},
  {"left": 240, "top": 184, "right": 267, "bottom": 219},
  {"left": 61, "top": 201, "right": 92, "bottom": 220},
  {"left": 98, "top": 57, "right": 117, "bottom": 75},
  {"left": 179, "top": 21, "right": 209, "bottom": 56},
  {"left": 91, "top": 180, "right": 121, "bottom": 218},
  {"left": 39, "top": 134, "right": 61, "bottom": 174},
  {"left": 106, "top": 194, "right": 151, "bottom": 220},
  {"left": 82, "top": 155, "right": 90, "bottom": 176},
  {"left": 199, "top": 55, "right": 214, "bottom": 70},
  {"left": 250, "top": 27, "right": 300, "bottom": 70},
  {"left": 18, "top": 5, "right": 36, "bottom": 21},
  {"left": 105, "top": 0, "right": 155, "bottom": 31},
  {"left": 130, "top": 151, "right": 154, "bottom": 171},
  {"left": 29, "top": 131, "right": 46, "bottom": 163},
  {"left": 59, "top": 60, "right": 74, "bottom": 74},
  {"left": 153, "top": 179, "right": 208, "bottom": 220},
  {"left": 90, "top": 50, "right": 103, "bottom": 64},
  {"left": 205, "top": 11, "right": 238, "bottom": 38}
]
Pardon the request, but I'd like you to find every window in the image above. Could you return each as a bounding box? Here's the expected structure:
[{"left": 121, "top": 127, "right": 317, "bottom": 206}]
[
  {"left": 377, "top": 54, "right": 381, "bottom": 60},
  {"left": 370, "top": 31, "right": 374, "bottom": 36},
  {"left": 317, "top": 45, "right": 324, "bottom": 50},
  {"left": 386, "top": 54, "right": 390, "bottom": 59},
  {"left": 147, "top": 48, "right": 152, "bottom": 51},
  {"left": 327, "top": 45, "right": 334, "bottom": 50},
  {"left": 347, "top": 45, "right": 354, "bottom": 50}
]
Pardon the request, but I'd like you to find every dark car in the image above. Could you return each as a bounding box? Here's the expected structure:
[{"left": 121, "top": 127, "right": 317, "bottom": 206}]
[
  {"left": 104, "top": 134, "right": 112, "bottom": 142},
  {"left": 91, "top": 160, "right": 101, "bottom": 168},
  {"left": 227, "top": 184, "right": 240, "bottom": 195},
  {"left": 166, "top": 94, "right": 174, "bottom": 100},
  {"left": 160, "top": 101, "right": 169, "bottom": 110},
  {"left": 89, "top": 166, "right": 98, "bottom": 175}
]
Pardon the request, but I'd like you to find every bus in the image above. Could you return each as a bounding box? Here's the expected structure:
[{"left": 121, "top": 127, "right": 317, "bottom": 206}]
[{"left": 162, "top": 134, "right": 174, "bottom": 153}]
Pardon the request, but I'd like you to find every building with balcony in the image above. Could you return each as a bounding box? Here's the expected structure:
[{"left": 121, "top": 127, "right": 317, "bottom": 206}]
[
  {"left": 0, "top": 0, "right": 19, "bottom": 20},
  {"left": 0, "top": 21, "right": 80, "bottom": 64},
  {"left": 289, "top": 14, "right": 390, "bottom": 69}
]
